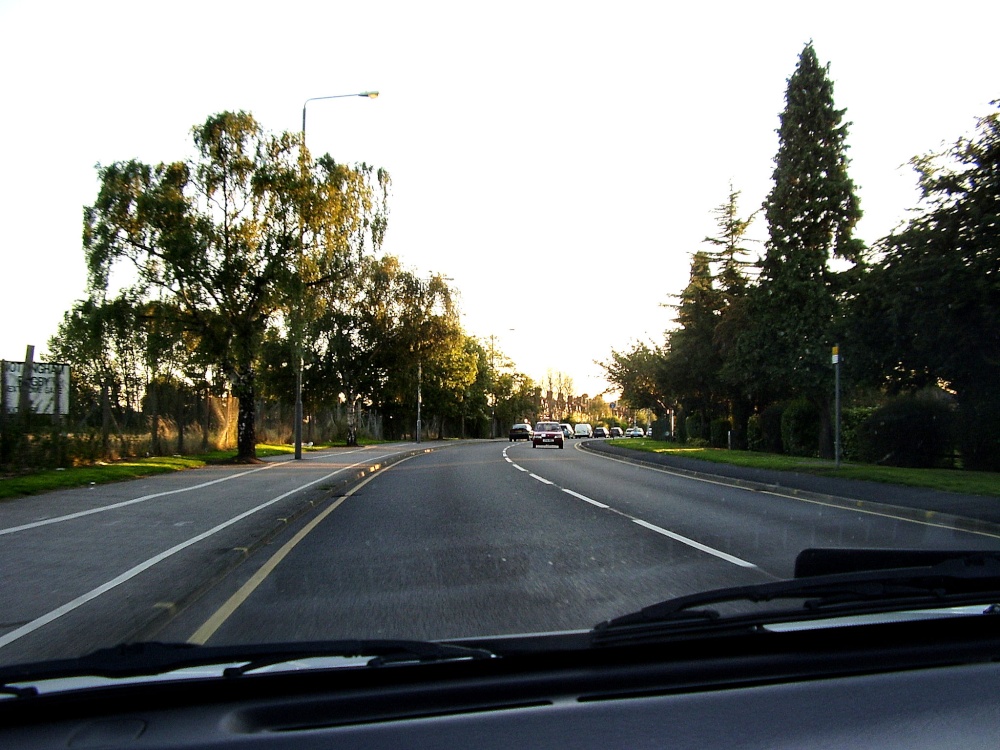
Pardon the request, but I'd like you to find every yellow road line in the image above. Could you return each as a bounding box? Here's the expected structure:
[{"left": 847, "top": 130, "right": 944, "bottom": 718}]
[{"left": 188, "top": 457, "right": 414, "bottom": 645}]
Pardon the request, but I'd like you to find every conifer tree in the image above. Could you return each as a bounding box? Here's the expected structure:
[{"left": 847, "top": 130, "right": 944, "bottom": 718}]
[{"left": 737, "top": 42, "right": 863, "bottom": 457}]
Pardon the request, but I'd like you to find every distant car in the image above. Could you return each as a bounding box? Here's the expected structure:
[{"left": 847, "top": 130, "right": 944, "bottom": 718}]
[
  {"left": 560, "top": 423, "right": 574, "bottom": 439},
  {"left": 609, "top": 427, "right": 623, "bottom": 438},
  {"left": 574, "top": 423, "right": 593, "bottom": 439},
  {"left": 509, "top": 423, "right": 533, "bottom": 442},
  {"left": 532, "top": 421, "right": 565, "bottom": 449},
  {"left": 647, "top": 427, "right": 654, "bottom": 437},
  {"left": 593, "top": 427, "right": 609, "bottom": 438},
  {"left": 625, "top": 427, "right": 645, "bottom": 438}
]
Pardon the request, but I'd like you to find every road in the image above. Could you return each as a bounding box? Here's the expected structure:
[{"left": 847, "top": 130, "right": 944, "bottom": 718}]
[{"left": 3, "top": 440, "right": 1000, "bottom": 666}]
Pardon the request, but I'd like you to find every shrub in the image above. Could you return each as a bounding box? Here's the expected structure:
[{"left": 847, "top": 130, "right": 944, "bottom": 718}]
[
  {"left": 839, "top": 406, "right": 877, "bottom": 462},
  {"left": 760, "top": 404, "right": 785, "bottom": 454},
  {"left": 685, "top": 414, "right": 707, "bottom": 442},
  {"left": 710, "top": 418, "right": 732, "bottom": 448},
  {"left": 781, "top": 398, "right": 820, "bottom": 457},
  {"left": 746, "top": 414, "right": 763, "bottom": 451},
  {"left": 856, "top": 395, "right": 955, "bottom": 468},
  {"left": 958, "top": 399, "right": 1000, "bottom": 472}
]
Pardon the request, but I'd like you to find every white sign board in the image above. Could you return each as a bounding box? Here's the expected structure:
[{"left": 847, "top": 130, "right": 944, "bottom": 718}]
[{"left": 3, "top": 361, "right": 70, "bottom": 415}]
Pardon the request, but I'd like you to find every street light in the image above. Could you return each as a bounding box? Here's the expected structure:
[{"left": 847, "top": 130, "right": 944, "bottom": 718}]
[{"left": 295, "top": 90, "right": 379, "bottom": 460}]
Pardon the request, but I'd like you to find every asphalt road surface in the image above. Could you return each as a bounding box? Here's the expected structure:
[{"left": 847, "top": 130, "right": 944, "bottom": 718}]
[{"left": 4, "top": 440, "right": 1000, "bottom": 666}]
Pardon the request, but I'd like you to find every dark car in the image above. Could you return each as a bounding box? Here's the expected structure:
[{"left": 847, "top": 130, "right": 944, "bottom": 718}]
[
  {"left": 593, "top": 427, "right": 609, "bottom": 438},
  {"left": 609, "top": 427, "right": 623, "bottom": 438},
  {"left": 509, "top": 423, "right": 533, "bottom": 442},
  {"left": 532, "top": 421, "right": 564, "bottom": 449}
]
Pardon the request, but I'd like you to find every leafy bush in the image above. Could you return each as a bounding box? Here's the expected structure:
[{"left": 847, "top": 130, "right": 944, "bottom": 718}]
[
  {"left": 856, "top": 395, "right": 955, "bottom": 468},
  {"left": 839, "top": 406, "right": 877, "bottom": 462},
  {"left": 710, "top": 418, "right": 732, "bottom": 448},
  {"left": 760, "top": 403, "right": 785, "bottom": 454},
  {"left": 781, "top": 398, "right": 820, "bottom": 457},
  {"left": 685, "top": 414, "right": 707, "bottom": 442},
  {"left": 958, "top": 399, "right": 1000, "bottom": 471},
  {"left": 746, "top": 414, "right": 762, "bottom": 451}
]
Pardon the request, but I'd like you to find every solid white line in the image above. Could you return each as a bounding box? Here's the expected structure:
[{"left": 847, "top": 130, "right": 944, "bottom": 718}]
[
  {"left": 0, "top": 457, "right": 375, "bottom": 651},
  {"left": 632, "top": 519, "right": 758, "bottom": 568},
  {"left": 186, "top": 453, "right": 422, "bottom": 645},
  {"left": 562, "top": 489, "right": 609, "bottom": 508},
  {"left": 0, "top": 449, "right": 372, "bottom": 537}
]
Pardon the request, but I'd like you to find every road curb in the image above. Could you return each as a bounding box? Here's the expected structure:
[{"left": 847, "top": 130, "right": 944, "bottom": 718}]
[
  {"left": 128, "top": 443, "right": 450, "bottom": 643},
  {"left": 579, "top": 441, "right": 1000, "bottom": 540}
]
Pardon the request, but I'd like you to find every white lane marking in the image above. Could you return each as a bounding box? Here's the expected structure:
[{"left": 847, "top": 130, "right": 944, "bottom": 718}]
[
  {"left": 0, "top": 456, "right": 379, "bottom": 651},
  {"left": 0, "top": 449, "right": 373, "bottom": 536},
  {"left": 632, "top": 519, "right": 757, "bottom": 568},
  {"left": 578, "top": 444, "right": 1000, "bottom": 541},
  {"left": 562, "top": 489, "right": 609, "bottom": 508},
  {"left": 512, "top": 465, "right": 528, "bottom": 472},
  {"left": 506, "top": 445, "right": 756, "bottom": 569},
  {"left": 187, "top": 453, "right": 425, "bottom": 645}
]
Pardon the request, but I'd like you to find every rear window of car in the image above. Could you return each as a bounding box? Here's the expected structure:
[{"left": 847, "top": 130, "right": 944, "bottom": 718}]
[{"left": 535, "top": 423, "right": 559, "bottom": 431}]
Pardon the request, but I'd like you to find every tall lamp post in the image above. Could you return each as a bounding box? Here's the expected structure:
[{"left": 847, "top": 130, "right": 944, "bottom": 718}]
[{"left": 295, "top": 90, "right": 379, "bottom": 460}]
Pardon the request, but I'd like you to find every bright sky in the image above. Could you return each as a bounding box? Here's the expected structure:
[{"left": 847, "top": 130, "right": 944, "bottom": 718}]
[{"left": 1, "top": 1, "right": 997, "bottom": 397}]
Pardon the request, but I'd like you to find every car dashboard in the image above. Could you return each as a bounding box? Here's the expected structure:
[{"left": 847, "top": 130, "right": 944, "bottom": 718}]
[{"left": 3, "top": 613, "right": 999, "bottom": 749}]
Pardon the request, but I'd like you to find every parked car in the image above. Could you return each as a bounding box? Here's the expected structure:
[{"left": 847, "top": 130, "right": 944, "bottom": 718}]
[
  {"left": 508, "top": 423, "right": 533, "bottom": 442},
  {"left": 593, "top": 427, "right": 609, "bottom": 438},
  {"left": 609, "top": 427, "right": 623, "bottom": 438},
  {"left": 574, "top": 423, "right": 593, "bottom": 438},
  {"left": 560, "top": 423, "right": 574, "bottom": 439},
  {"left": 532, "top": 422, "right": 564, "bottom": 449},
  {"left": 625, "top": 427, "right": 645, "bottom": 438}
]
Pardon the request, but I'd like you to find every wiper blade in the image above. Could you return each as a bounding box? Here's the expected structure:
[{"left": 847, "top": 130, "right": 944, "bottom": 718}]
[
  {"left": 594, "top": 550, "right": 1000, "bottom": 642},
  {"left": 0, "top": 639, "right": 496, "bottom": 688}
]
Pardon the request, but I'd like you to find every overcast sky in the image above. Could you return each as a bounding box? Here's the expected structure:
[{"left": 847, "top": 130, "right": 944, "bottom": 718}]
[{"left": 2, "top": 0, "right": 997, "bottom": 397}]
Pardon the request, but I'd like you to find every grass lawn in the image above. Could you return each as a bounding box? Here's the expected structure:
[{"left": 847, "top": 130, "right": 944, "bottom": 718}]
[
  {"left": 0, "top": 442, "right": 340, "bottom": 501},
  {"left": 606, "top": 440, "right": 1000, "bottom": 497}
]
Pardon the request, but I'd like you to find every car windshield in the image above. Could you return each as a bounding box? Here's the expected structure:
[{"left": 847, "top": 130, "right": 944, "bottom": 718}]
[{"left": 2, "top": 0, "right": 1000, "bottom": 702}]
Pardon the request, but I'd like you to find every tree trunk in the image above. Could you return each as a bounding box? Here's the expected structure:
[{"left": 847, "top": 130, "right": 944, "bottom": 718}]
[
  {"left": 232, "top": 367, "right": 258, "bottom": 462},
  {"left": 149, "top": 376, "right": 161, "bottom": 456}
]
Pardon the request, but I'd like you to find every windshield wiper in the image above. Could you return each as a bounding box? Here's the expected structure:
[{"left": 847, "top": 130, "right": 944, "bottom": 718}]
[
  {"left": 593, "top": 549, "right": 1000, "bottom": 644},
  {"left": 0, "top": 639, "right": 496, "bottom": 691}
]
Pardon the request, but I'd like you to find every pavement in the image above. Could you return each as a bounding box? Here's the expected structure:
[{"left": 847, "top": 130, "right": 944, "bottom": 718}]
[{"left": 580, "top": 439, "right": 1000, "bottom": 537}]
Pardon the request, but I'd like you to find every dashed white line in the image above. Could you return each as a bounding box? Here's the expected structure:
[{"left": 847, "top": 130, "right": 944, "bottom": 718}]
[
  {"left": 505, "top": 444, "right": 756, "bottom": 569},
  {"left": 632, "top": 519, "right": 757, "bottom": 568},
  {"left": 562, "top": 489, "right": 609, "bottom": 508}
]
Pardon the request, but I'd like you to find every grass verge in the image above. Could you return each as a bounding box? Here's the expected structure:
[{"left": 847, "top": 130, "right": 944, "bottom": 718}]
[
  {"left": 0, "top": 443, "right": 339, "bottom": 501},
  {"left": 605, "top": 440, "right": 1000, "bottom": 497}
]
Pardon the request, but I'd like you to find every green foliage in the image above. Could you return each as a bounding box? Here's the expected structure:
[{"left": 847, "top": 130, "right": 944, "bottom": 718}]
[
  {"left": 731, "top": 43, "right": 863, "bottom": 459},
  {"left": 780, "top": 398, "right": 821, "bottom": 457},
  {"left": 855, "top": 395, "right": 955, "bottom": 468},
  {"left": 840, "top": 406, "right": 877, "bottom": 462},
  {"left": 709, "top": 418, "right": 732, "bottom": 449},
  {"left": 850, "top": 102, "right": 1000, "bottom": 470},
  {"left": 82, "top": 111, "right": 389, "bottom": 460},
  {"left": 685, "top": 414, "right": 707, "bottom": 442}
]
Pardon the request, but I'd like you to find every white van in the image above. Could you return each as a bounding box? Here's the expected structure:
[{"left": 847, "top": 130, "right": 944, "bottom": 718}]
[{"left": 574, "top": 423, "right": 593, "bottom": 438}]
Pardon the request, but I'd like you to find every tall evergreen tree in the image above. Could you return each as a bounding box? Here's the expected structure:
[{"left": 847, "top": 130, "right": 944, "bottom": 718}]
[{"left": 736, "top": 42, "right": 863, "bottom": 457}]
